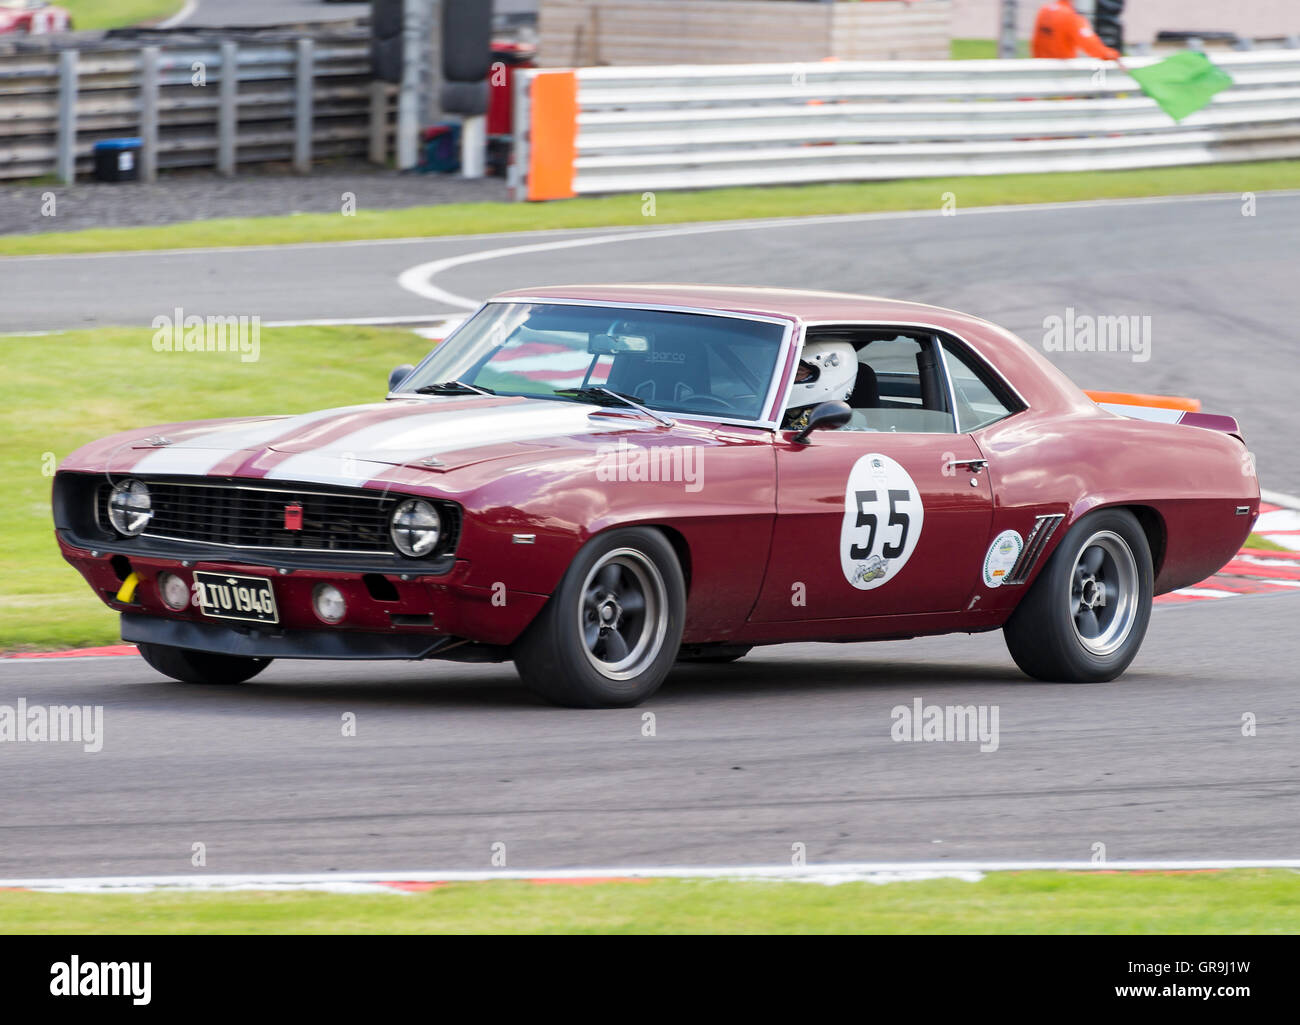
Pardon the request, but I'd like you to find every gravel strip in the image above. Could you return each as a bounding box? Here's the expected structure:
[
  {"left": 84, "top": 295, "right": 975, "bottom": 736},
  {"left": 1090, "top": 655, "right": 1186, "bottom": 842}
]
[{"left": 0, "top": 161, "right": 510, "bottom": 237}]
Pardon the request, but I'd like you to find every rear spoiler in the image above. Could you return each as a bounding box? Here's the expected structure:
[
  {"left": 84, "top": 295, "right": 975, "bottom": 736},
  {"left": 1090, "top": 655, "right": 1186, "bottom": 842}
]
[{"left": 1084, "top": 390, "right": 1241, "bottom": 436}]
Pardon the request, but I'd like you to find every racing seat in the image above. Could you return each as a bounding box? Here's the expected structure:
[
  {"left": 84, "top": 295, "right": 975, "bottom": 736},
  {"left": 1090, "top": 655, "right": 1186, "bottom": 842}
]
[{"left": 848, "top": 362, "right": 880, "bottom": 409}]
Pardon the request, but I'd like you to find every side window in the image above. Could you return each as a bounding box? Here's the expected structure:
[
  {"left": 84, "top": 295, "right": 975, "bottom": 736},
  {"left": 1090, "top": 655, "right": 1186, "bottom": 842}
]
[
  {"left": 940, "top": 338, "right": 1019, "bottom": 432},
  {"left": 845, "top": 333, "right": 955, "bottom": 434}
]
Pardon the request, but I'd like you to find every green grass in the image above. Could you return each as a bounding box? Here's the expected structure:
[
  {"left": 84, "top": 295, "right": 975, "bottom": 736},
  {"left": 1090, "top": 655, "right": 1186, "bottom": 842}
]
[
  {"left": 6, "top": 162, "right": 1300, "bottom": 257},
  {"left": 1, "top": 871, "right": 1297, "bottom": 933},
  {"left": 951, "top": 38, "right": 1030, "bottom": 60},
  {"left": 1246, "top": 533, "right": 1290, "bottom": 552},
  {"left": 62, "top": 0, "right": 185, "bottom": 31},
  {"left": 0, "top": 326, "right": 433, "bottom": 652}
]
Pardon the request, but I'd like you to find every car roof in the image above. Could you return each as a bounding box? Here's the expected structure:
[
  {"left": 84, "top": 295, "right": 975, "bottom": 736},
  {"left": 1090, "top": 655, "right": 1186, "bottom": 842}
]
[
  {"left": 493, "top": 284, "right": 982, "bottom": 328},
  {"left": 493, "top": 283, "right": 1095, "bottom": 417}
]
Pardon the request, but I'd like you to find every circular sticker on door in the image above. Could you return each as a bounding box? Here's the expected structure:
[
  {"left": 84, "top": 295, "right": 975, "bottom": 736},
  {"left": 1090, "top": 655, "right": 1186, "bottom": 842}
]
[
  {"left": 982, "top": 529, "right": 1023, "bottom": 588},
  {"left": 840, "top": 453, "right": 924, "bottom": 590}
]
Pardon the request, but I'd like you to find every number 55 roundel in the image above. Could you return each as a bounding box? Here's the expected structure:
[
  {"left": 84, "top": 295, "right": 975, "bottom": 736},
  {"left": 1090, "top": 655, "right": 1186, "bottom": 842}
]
[{"left": 839, "top": 453, "right": 925, "bottom": 590}]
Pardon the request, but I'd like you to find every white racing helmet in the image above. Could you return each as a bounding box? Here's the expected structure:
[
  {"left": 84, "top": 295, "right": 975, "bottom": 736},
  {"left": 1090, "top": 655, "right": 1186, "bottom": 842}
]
[{"left": 787, "top": 339, "right": 858, "bottom": 410}]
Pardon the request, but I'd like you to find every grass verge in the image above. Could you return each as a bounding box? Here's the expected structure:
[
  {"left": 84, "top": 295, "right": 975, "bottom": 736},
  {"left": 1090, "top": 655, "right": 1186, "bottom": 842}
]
[
  {"left": 0, "top": 325, "right": 433, "bottom": 651},
  {"left": 951, "top": 38, "right": 1030, "bottom": 60},
  {"left": 0, "top": 870, "right": 1297, "bottom": 933},
  {"left": 62, "top": 0, "right": 185, "bottom": 31},
  {"left": 4, "top": 162, "right": 1300, "bottom": 257},
  {"left": 1246, "top": 533, "right": 1290, "bottom": 552}
]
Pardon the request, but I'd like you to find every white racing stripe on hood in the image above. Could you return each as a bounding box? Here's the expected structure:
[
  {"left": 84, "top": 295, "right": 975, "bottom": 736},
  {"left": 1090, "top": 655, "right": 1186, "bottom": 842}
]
[
  {"left": 263, "top": 401, "right": 615, "bottom": 485},
  {"left": 129, "top": 406, "right": 377, "bottom": 477}
]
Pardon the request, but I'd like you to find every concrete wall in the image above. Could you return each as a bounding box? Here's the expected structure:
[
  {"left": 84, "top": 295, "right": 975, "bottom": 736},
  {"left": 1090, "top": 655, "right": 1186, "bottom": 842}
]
[
  {"left": 538, "top": 0, "right": 952, "bottom": 67},
  {"left": 951, "top": 0, "right": 1300, "bottom": 46}
]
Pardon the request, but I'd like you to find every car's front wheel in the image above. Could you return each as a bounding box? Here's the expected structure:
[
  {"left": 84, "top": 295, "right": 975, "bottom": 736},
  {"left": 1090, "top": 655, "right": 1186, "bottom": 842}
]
[
  {"left": 1003, "top": 508, "right": 1153, "bottom": 683},
  {"left": 513, "top": 527, "right": 686, "bottom": 707},
  {"left": 137, "top": 642, "right": 272, "bottom": 685}
]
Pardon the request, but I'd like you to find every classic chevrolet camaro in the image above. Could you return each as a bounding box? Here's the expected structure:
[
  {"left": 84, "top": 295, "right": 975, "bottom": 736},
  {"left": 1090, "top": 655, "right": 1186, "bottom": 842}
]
[{"left": 53, "top": 285, "right": 1259, "bottom": 707}]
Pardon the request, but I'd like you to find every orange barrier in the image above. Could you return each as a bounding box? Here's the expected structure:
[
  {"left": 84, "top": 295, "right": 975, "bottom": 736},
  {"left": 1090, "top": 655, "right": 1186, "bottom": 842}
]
[
  {"left": 1085, "top": 390, "right": 1202, "bottom": 412},
  {"left": 527, "top": 70, "right": 577, "bottom": 201}
]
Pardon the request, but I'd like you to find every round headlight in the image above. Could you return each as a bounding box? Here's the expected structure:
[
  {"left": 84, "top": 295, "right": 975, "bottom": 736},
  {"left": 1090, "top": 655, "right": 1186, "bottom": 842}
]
[
  {"left": 107, "top": 479, "right": 152, "bottom": 537},
  {"left": 390, "top": 499, "right": 441, "bottom": 557},
  {"left": 313, "top": 583, "right": 347, "bottom": 624}
]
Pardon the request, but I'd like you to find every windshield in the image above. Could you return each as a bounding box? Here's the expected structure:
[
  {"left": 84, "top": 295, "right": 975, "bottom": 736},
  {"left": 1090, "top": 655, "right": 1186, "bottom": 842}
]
[{"left": 396, "top": 302, "right": 788, "bottom": 422}]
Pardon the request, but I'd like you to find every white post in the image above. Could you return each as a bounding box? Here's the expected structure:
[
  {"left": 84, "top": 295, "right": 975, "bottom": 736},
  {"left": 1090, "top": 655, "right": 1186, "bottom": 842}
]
[
  {"left": 397, "top": 0, "right": 423, "bottom": 170},
  {"left": 998, "top": 0, "right": 1019, "bottom": 59},
  {"left": 510, "top": 67, "right": 531, "bottom": 200},
  {"left": 56, "top": 49, "right": 77, "bottom": 184},
  {"left": 294, "top": 37, "right": 314, "bottom": 174},
  {"left": 460, "top": 113, "right": 486, "bottom": 178},
  {"left": 140, "top": 45, "right": 159, "bottom": 183},
  {"left": 218, "top": 40, "right": 238, "bottom": 176}
]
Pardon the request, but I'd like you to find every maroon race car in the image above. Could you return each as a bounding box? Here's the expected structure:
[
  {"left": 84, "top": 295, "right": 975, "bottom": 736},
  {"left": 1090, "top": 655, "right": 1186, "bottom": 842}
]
[{"left": 53, "top": 286, "right": 1259, "bottom": 707}]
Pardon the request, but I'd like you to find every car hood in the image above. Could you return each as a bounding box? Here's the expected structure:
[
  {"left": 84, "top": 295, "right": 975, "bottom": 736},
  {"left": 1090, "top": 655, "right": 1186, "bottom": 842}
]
[{"left": 69, "top": 395, "right": 645, "bottom": 487}]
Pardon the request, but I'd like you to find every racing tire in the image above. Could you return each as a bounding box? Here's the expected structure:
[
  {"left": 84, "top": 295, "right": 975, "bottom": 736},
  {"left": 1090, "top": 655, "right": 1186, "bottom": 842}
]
[
  {"left": 1003, "top": 508, "right": 1153, "bottom": 683},
  {"left": 513, "top": 528, "right": 686, "bottom": 708},
  {"left": 137, "top": 642, "right": 272, "bottom": 685}
]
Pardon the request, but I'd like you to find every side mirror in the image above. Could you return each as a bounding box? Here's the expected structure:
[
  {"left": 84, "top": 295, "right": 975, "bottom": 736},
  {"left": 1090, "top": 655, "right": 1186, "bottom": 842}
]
[
  {"left": 792, "top": 401, "right": 851, "bottom": 444},
  {"left": 388, "top": 364, "right": 415, "bottom": 392}
]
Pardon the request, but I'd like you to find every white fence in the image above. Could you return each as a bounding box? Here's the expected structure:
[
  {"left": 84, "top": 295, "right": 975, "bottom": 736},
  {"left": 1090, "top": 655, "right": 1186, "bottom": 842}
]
[{"left": 514, "top": 51, "right": 1300, "bottom": 198}]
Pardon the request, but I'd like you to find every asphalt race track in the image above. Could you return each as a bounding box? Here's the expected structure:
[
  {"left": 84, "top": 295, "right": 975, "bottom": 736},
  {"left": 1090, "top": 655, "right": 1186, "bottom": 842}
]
[
  {"left": 2, "top": 193, "right": 1298, "bottom": 877},
  {"left": 4, "top": 193, "right": 1297, "bottom": 492},
  {"left": 1, "top": 591, "right": 1297, "bottom": 876}
]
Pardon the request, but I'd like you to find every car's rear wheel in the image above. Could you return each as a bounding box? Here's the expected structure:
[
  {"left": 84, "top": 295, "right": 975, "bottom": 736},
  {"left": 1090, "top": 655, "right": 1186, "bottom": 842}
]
[
  {"left": 1003, "top": 508, "right": 1152, "bottom": 683},
  {"left": 137, "top": 642, "right": 272, "bottom": 685},
  {"left": 513, "top": 528, "right": 685, "bottom": 707}
]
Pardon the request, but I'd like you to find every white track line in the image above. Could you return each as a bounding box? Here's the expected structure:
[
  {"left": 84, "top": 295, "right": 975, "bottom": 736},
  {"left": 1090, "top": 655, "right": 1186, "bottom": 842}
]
[
  {"left": 3, "top": 860, "right": 1298, "bottom": 893},
  {"left": 8, "top": 190, "right": 1300, "bottom": 266},
  {"left": 1261, "top": 488, "right": 1300, "bottom": 511},
  {"left": 1, "top": 316, "right": 464, "bottom": 339},
  {"left": 260, "top": 314, "right": 463, "bottom": 329},
  {"left": 397, "top": 194, "right": 1300, "bottom": 310},
  {"left": 158, "top": 0, "right": 199, "bottom": 29}
]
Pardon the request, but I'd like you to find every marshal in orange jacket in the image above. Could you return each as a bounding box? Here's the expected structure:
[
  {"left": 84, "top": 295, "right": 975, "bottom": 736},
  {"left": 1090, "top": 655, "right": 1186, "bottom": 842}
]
[{"left": 1032, "top": 0, "right": 1119, "bottom": 60}]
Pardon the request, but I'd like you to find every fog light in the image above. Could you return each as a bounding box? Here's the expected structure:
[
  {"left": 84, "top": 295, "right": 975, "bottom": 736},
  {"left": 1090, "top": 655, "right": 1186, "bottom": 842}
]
[
  {"left": 313, "top": 583, "right": 346, "bottom": 624},
  {"left": 159, "top": 572, "right": 190, "bottom": 611}
]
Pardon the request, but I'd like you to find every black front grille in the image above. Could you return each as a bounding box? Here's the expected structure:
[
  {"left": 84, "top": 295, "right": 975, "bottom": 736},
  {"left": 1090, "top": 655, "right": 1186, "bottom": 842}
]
[{"left": 97, "top": 479, "right": 460, "bottom": 558}]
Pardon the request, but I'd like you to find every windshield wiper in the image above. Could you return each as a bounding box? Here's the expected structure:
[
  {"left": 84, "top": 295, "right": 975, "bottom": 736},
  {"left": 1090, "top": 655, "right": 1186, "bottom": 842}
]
[
  {"left": 555, "top": 387, "right": 675, "bottom": 428},
  {"left": 414, "top": 380, "right": 495, "bottom": 396}
]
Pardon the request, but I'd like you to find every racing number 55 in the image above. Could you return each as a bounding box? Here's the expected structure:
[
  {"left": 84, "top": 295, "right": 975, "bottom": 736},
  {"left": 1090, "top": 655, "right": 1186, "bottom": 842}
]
[{"left": 850, "top": 488, "right": 911, "bottom": 560}]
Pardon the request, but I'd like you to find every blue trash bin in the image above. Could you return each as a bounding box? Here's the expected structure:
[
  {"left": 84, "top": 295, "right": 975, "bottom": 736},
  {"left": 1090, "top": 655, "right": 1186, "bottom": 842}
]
[{"left": 93, "top": 138, "right": 142, "bottom": 182}]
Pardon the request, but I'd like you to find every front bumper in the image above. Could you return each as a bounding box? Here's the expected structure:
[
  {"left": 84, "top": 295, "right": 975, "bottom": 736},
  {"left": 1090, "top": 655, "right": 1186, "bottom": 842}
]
[
  {"left": 122, "top": 613, "right": 455, "bottom": 660},
  {"left": 57, "top": 534, "right": 548, "bottom": 652}
]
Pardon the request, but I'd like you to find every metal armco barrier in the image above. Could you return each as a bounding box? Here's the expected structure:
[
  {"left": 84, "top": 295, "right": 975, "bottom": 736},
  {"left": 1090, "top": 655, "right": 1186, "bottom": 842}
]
[
  {"left": 513, "top": 51, "right": 1300, "bottom": 200},
  {"left": 0, "top": 35, "right": 393, "bottom": 181}
]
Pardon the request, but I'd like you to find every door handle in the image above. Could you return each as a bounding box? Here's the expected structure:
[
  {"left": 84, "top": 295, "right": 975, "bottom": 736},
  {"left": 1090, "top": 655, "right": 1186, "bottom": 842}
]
[{"left": 945, "top": 458, "right": 988, "bottom": 474}]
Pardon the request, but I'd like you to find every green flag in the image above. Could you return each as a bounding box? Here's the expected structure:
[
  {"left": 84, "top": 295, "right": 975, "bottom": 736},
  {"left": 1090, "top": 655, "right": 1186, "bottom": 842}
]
[{"left": 1128, "top": 51, "right": 1234, "bottom": 122}]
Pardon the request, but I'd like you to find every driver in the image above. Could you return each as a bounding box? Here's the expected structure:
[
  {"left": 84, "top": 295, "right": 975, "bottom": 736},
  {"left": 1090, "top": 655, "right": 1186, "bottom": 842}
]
[{"left": 783, "top": 339, "right": 858, "bottom": 430}]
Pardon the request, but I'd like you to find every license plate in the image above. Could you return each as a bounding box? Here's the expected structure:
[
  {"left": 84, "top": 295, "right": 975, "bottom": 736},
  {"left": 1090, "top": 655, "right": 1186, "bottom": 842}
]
[{"left": 194, "top": 571, "right": 279, "bottom": 624}]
